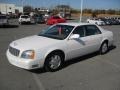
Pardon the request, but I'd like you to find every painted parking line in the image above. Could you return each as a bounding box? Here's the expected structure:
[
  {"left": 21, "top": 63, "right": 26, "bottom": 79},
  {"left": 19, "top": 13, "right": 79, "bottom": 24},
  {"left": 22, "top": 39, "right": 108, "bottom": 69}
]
[{"left": 32, "top": 73, "right": 45, "bottom": 90}]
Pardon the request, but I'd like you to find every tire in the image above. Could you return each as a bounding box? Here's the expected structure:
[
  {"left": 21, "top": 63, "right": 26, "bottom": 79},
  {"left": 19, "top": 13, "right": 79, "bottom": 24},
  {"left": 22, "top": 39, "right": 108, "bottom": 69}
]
[
  {"left": 100, "top": 41, "right": 108, "bottom": 54},
  {"left": 19, "top": 22, "right": 22, "bottom": 25},
  {"left": 44, "top": 52, "right": 64, "bottom": 72}
]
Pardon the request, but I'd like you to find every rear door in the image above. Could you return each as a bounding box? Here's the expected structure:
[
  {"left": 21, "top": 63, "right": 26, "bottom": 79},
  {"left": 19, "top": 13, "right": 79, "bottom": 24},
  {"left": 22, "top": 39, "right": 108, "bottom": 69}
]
[{"left": 82, "top": 25, "right": 103, "bottom": 53}]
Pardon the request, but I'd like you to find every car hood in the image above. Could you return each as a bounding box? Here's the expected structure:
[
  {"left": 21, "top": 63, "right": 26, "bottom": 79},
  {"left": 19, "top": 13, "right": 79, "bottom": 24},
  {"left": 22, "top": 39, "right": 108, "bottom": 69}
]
[{"left": 10, "top": 35, "right": 60, "bottom": 50}]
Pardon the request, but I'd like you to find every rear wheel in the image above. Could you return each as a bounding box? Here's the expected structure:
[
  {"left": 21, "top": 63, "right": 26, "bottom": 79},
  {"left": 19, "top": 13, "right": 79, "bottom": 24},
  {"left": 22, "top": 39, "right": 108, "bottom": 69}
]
[
  {"left": 44, "top": 52, "right": 64, "bottom": 72},
  {"left": 100, "top": 41, "right": 108, "bottom": 54}
]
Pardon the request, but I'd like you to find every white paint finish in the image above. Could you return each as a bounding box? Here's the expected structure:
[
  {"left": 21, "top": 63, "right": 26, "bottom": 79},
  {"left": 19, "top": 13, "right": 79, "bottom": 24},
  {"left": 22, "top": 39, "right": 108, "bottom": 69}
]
[
  {"left": 18, "top": 15, "right": 31, "bottom": 23},
  {"left": 6, "top": 23, "right": 113, "bottom": 70}
]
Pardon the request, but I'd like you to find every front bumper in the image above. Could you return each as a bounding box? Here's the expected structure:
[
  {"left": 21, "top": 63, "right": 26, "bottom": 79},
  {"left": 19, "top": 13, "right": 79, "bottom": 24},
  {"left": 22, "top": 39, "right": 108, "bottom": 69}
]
[
  {"left": 0, "top": 22, "right": 8, "bottom": 25},
  {"left": 21, "top": 21, "right": 31, "bottom": 23},
  {"left": 6, "top": 50, "right": 44, "bottom": 70}
]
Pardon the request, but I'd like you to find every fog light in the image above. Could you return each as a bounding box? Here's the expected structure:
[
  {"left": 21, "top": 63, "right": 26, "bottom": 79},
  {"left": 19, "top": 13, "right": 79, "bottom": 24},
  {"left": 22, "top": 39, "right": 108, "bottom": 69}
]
[{"left": 32, "top": 64, "right": 39, "bottom": 68}]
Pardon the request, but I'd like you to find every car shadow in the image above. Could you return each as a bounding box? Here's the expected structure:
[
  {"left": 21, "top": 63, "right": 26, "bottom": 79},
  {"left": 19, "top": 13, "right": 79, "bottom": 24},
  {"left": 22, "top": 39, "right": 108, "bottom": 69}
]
[
  {"left": 0, "top": 25, "right": 19, "bottom": 28},
  {"left": 108, "top": 45, "right": 116, "bottom": 51},
  {"left": 63, "top": 52, "right": 99, "bottom": 69},
  {"left": 29, "top": 68, "right": 46, "bottom": 74},
  {"left": 20, "top": 23, "right": 36, "bottom": 25},
  {"left": 30, "top": 45, "right": 116, "bottom": 74},
  {"left": 63, "top": 45, "right": 116, "bottom": 69}
]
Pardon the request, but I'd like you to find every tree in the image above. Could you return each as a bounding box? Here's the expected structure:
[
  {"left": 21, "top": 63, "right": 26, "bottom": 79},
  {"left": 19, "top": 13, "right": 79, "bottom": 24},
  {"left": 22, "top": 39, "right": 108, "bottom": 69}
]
[
  {"left": 92, "top": 11, "right": 98, "bottom": 18},
  {"left": 83, "top": 9, "right": 92, "bottom": 14},
  {"left": 71, "top": 9, "right": 80, "bottom": 13},
  {"left": 107, "top": 9, "right": 115, "bottom": 14}
]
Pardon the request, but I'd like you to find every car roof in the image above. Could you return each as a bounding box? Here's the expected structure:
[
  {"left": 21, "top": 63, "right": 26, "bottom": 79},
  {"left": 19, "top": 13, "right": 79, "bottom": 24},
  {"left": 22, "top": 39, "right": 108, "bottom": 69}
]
[
  {"left": 58, "top": 22, "right": 95, "bottom": 27},
  {"left": 21, "top": 15, "right": 29, "bottom": 16},
  {"left": 0, "top": 15, "right": 6, "bottom": 16}
]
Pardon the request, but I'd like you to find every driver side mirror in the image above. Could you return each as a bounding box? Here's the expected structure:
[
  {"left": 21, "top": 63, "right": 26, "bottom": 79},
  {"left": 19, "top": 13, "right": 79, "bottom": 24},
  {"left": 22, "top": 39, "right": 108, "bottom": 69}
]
[{"left": 69, "top": 34, "right": 80, "bottom": 40}]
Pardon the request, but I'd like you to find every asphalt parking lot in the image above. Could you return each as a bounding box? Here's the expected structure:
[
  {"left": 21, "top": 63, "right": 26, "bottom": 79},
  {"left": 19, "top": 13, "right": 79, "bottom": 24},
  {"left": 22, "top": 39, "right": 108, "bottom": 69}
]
[{"left": 0, "top": 21, "right": 120, "bottom": 90}]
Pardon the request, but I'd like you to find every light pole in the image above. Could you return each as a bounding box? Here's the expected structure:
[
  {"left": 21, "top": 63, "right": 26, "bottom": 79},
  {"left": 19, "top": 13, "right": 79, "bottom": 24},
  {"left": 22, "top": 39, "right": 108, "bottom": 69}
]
[
  {"left": 80, "top": 0, "right": 83, "bottom": 22},
  {"left": 6, "top": 3, "right": 7, "bottom": 14}
]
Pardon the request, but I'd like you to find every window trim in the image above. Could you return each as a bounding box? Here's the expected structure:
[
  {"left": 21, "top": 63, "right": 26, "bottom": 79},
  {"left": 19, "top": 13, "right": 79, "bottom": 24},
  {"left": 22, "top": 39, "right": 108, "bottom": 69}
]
[
  {"left": 72, "top": 26, "right": 86, "bottom": 37},
  {"left": 84, "top": 25, "right": 102, "bottom": 37}
]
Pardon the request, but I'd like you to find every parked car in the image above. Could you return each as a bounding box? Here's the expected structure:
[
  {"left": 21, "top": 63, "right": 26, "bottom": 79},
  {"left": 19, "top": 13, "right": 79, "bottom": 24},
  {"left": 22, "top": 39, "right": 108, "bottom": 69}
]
[
  {"left": 0, "top": 15, "right": 9, "bottom": 26},
  {"left": 18, "top": 15, "right": 35, "bottom": 24},
  {"left": 44, "top": 14, "right": 50, "bottom": 22},
  {"left": 87, "top": 18, "right": 105, "bottom": 25},
  {"left": 34, "top": 14, "right": 45, "bottom": 24},
  {"left": 116, "top": 17, "right": 120, "bottom": 23},
  {"left": 111, "top": 19, "right": 120, "bottom": 25},
  {"left": 98, "top": 18, "right": 111, "bottom": 25},
  {"left": 46, "top": 16, "right": 66, "bottom": 25},
  {"left": 6, "top": 23, "right": 113, "bottom": 71}
]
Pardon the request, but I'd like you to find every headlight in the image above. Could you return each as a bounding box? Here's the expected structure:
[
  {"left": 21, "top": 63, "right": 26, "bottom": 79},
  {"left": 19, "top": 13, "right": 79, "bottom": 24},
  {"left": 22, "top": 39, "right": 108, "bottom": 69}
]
[{"left": 21, "top": 50, "right": 35, "bottom": 59}]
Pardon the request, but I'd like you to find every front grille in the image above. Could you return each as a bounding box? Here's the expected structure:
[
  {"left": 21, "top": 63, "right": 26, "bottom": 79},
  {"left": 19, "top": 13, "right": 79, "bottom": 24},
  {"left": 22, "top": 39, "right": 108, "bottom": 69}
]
[{"left": 9, "top": 46, "right": 20, "bottom": 56}]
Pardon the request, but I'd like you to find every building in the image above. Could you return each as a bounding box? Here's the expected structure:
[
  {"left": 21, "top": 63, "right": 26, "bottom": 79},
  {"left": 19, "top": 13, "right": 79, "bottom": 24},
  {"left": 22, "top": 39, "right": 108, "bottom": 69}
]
[
  {"left": 0, "top": 3, "right": 23, "bottom": 14},
  {"left": 0, "top": 3, "right": 15, "bottom": 14},
  {"left": 15, "top": 6, "right": 23, "bottom": 13}
]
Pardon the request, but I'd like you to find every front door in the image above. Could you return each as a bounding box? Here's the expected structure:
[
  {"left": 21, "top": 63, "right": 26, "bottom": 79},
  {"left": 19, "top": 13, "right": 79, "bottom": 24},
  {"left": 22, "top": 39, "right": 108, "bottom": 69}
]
[{"left": 66, "top": 26, "right": 86, "bottom": 59}]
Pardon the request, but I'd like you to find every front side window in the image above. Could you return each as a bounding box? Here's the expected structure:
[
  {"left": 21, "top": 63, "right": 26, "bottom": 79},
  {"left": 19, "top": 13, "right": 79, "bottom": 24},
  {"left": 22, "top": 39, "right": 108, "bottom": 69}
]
[
  {"left": 85, "top": 25, "right": 101, "bottom": 36},
  {"left": 38, "top": 25, "right": 74, "bottom": 40},
  {"left": 73, "top": 26, "right": 85, "bottom": 37}
]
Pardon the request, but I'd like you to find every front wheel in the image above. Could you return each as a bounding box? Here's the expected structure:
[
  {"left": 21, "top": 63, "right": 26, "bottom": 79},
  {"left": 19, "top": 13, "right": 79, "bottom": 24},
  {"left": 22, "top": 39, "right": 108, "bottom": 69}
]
[
  {"left": 19, "top": 22, "right": 22, "bottom": 25},
  {"left": 44, "top": 52, "right": 63, "bottom": 72},
  {"left": 100, "top": 42, "right": 108, "bottom": 54}
]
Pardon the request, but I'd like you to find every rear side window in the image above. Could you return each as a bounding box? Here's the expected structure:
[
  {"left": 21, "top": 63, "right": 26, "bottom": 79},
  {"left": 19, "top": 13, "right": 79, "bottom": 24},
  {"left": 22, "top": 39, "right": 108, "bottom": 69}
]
[
  {"left": 85, "top": 25, "right": 101, "bottom": 36},
  {"left": 53, "top": 16, "right": 60, "bottom": 19}
]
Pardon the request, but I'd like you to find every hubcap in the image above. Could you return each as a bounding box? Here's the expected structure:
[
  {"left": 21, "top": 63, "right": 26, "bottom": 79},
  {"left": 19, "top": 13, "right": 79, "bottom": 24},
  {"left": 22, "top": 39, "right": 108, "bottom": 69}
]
[
  {"left": 102, "top": 43, "right": 108, "bottom": 53},
  {"left": 49, "top": 55, "right": 61, "bottom": 69}
]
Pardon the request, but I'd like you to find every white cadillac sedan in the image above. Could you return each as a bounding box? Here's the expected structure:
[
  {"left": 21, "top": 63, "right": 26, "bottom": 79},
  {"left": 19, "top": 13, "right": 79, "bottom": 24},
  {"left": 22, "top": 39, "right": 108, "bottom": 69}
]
[{"left": 6, "top": 23, "right": 113, "bottom": 71}]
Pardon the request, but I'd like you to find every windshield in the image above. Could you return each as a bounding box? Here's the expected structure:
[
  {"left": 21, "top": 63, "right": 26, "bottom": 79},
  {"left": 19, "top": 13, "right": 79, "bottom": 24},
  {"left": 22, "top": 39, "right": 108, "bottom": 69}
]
[
  {"left": 21, "top": 16, "right": 29, "bottom": 18},
  {"left": 38, "top": 25, "right": 74, "bottom": 40},
  {"left": 0, "top": 16, "right": 7, "bottom": 19}
]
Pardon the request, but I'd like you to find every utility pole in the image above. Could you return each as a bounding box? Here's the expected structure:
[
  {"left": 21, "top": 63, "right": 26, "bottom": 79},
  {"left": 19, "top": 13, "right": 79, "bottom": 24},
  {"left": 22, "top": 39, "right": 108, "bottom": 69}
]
[
  {"left": 21, "top": 0, "right": 24, "bottom": 13},
  {"left": 80, "top": 0, "right": 83, "bottom": 22},
  {"left": 6, "top": 3, "right": 7, "bottom": 14}
]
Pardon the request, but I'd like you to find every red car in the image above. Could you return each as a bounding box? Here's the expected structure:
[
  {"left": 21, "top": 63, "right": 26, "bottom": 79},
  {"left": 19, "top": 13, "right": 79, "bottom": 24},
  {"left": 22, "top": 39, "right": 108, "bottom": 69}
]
[{"left": 46, "top": 16, "right": 66, "bottom": 25}]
